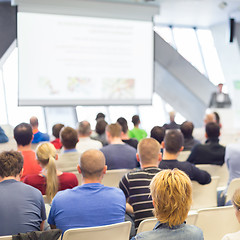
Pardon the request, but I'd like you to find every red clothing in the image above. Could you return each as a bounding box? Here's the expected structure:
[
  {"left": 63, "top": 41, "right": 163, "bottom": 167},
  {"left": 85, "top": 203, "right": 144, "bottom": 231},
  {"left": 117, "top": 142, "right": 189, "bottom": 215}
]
[
  {"left": 23, "top": 172, "right": 78, "bottom": 194},
  {"left": 20, "top": 150, "right": 42, "bottom": 181},
  {"left": 51, "top": 138, "right": 62, "bottom": 150}
]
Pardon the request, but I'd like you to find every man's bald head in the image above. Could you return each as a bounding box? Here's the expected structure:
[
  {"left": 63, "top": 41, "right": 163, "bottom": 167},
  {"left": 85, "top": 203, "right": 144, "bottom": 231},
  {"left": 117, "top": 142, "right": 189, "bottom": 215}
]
[
  {"left": 30, "top": 116, "right": 38, "bottom": 128},
  {"left": 137, "top": 138, "right": 161, "bottom": 165},
  {"left": 79, "top": 150, "right": 106, "bottom": 179}
]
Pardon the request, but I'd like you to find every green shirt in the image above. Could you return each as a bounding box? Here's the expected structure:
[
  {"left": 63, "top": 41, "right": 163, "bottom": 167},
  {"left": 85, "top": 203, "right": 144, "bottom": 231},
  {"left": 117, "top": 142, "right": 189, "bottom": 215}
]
[{"left": 128, "top": 127, "right": 147, "bottom": 141}]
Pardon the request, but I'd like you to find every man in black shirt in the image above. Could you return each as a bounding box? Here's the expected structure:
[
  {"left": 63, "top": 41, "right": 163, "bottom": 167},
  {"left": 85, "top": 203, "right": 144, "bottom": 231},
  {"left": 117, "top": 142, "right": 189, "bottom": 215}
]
[
  {"left": 159, "top": 130, "right": 211, "bottom": 185},
  {"left": 119, "top": 138, "right": 161, "bottom": 229}
]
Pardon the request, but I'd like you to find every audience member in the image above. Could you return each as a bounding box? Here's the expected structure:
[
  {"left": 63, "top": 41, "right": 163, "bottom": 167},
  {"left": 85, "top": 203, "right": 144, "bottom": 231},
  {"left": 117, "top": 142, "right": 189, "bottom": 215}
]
[
  {"left": 101, "top": 123, "right": 138, "bottom": 169},
  {"left": 92, "top": 118, "right": 108, "bottom": 146},
  {"left": 0, "top": 126, "right": 8, "bottom": 143},
  {"left": 159, "top": 130, "right": 211, "bottom": 185},
  {"left": 187, "top": 122, "right": 225, "bottom": 165},
  {"left": 163, "top": 111, "right": 180, "bottom": 130},
  {"left": 119, "top": 138, "right": 161, "bottom": 229},
  {"left": 48, "top": 149, "right": 126, "bottom": 233},
  {"left": 128, "top": 115, "right": 147, "bottom": 141},
  {"left": 24, "top": 142, "right": 78, "bottom": 201},
  {"left": 204, "top": 112, "right": 216, "bottom": 125},
  {"left": 56, "top": 127, "right": 80, "bottom": 172},
  {"left": 14, "top": 122, "right": 42, "bottom": 180},
  {"left": 0, "top": 151, "right": 46, "bottom": 236},
  {"left": 180, "top": 121, "right": 200, "bottom": 151},
  {"left": 76, "top": 121, "right": 102, "bottom": 154},
  {"left": 222, "top": 188, "right": 240, "bottom": 240},
  {"left": 117, "top": 117, "right": 138, "bottom": 149},
  {"left": 95, "top": 112, "right": 105, "bottom": 120},
  {"left": 131, "top": 169, "right": 203, "bottom": 240},
  {"left": 150, "top": 126, "right": 165, "bottom": 145},
  {"left": 51, "top": 123, "right": 64, "bottom": 149},
  {"left": 30, "top": 116, "right": 49, "bottom": 143}
]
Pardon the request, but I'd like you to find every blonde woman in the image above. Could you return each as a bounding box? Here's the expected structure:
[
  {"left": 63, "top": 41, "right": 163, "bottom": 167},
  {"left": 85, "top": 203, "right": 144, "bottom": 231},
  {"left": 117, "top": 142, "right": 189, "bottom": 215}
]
[
  {"left": 222, "top": 188, "right": 240, "bottom": 240},
  {"left": 24, "top": 142, "right": 78, "bottom": 201},
  {"left": 131, "top": 169, "right": 203, "bottom": 240}
]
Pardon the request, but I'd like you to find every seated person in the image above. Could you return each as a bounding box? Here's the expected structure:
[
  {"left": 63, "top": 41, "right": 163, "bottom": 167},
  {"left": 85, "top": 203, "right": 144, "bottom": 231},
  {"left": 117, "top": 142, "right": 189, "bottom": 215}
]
[
  {"left": 101, "top": 123, "right": 138, "bottom": 170},
  {"left": 117, "top": 117, "right": 138, "bottom": 149},
  {"left": 0, "top": 151, "right": 46, "bottom": 236},
  {"left": 51, "top": 123, "right": 64, "bottom": 150},
  {"left": 150, "top": 126, "right": 165, "bottom": 146},
  {"left": 14, "top": 122, "right": 42, "bottom": 180},
  {"left": 24, "top": 142, "right": 78, "bottom": 202},
  {"left": 48, "top": 149, "right": 126, "bottom": 233},
  {"left": 128, "top": 115, "right": 147, "bottom": 141},
  {"left": 222, "top": 188, "right": 240, "bottom": 240},
  {"left": 159, "top": 130, "right": 211, "bottom": 185},
  {"left": 30, "top": 116, "right": 49, "bottom": 143},
  {"left": 91, "top": 118, "right": 108, "bottom": 146},
  {"left": 187, "top": 122, "right": 225, "bottom": 165},
  {"left": 0, "top": 126, "right": 8, "bottom": 143},
  {"left": 132, "top": 169, "right": 203, "bottom": 240},
  {"left": 180, "top": 121, "right": 200, "bottom": 151},
  {"left": 56, "top": 126, "right": 81, "bottom": 172},
  {"left": 119, "top": 138, "right": 161, "bottom": 229}
]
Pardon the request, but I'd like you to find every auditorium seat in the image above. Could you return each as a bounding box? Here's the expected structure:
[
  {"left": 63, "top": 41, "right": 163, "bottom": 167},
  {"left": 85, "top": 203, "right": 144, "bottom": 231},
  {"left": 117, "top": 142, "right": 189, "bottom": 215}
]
[
  {"left": 61, "top": 222, "right": 131, "bottom": 240},
  {"left": 191, "top": 176, "right": 219, "bottom": 209},
  {"left": 0, "top": 236, "right": 11, "bottom": 240},
  {"left": 178, "top": 151, "right": 191, "bottom": 162},
  {"left": 195, "top": 206, "right": 240, "bottom": 240}
]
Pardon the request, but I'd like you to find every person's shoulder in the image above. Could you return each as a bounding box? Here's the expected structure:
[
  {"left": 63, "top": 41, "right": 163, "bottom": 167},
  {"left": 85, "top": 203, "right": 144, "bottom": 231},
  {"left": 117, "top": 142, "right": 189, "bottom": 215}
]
[
  {"left": 19, "top": 181, "right": 43, "bottom": 197},
  {"left": 183, "top": 224, "right": 203, "bottom": 235}
]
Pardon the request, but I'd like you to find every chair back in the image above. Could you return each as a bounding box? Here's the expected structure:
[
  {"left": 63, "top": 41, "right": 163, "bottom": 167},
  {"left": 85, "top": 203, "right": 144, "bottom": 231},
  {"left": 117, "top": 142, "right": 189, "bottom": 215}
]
[
  {"left": 226, "top": 178, "right": 240, "bottom": 203},
  {"left": 137, "top": 218, "right": 158, "bottom": 234},
  {"left": 195, "top": 206, "right": 240, "bottom": 240},
  {"left": 0, "top": 236, "right": 11, "bottom": 240},
  {"left": 191, "top": 176, "right": 219, "bottom": 210},
  {"left": 62, "top": 222, "right": 131, "bottom": 240},
  {"left": 186, "top": 211, "right": 198, "bottom": 225},
  {"left": 102, "top": 169, "right": 132, "bottom": 188},
  {"left": 178, "top": 151, "right": 191, "bottom": 162},
  {"left": 196, "top": 164, "right": 228, "bottom": 188}
]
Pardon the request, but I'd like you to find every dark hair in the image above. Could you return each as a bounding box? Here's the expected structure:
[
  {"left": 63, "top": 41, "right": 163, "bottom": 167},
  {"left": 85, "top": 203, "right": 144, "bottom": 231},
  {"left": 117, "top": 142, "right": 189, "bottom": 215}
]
[
  {"left": 132, "top": 115, "right": 140, "bottom": 126},
  {"left": 95, "top": 119, "right": 108, "bottom": 135},
  {"left": 117, "top": 117, "right": 128, "bottom": 134},
  {"left": 0, "top": 151, "right": 23, "bottom": 177},
  {"left": 213, "top": 112, "right": 220, "bottom": 125},
  {"left": 52, "top": 123, "right": 64, "bottom": 138},
  {"left": 60, "top": 127, "right": 78, "bottom": 149},
  {"left": 180, "top": 121, "right": 194, "bottom": 138},
  {"left": 150, "top": 126, "right": 165, "bottom": 144},
  {"left": 14, "top": 122, "right": 33, "bottom": 146},
  {"left": 164, "top": 130, "right": 184, "bottom": 154},
  {"left": 206, "top": 122, "right": 220, "bottom": 138},
  {"left": 96, "top": 112, "right": 105, "bottom": 120}
]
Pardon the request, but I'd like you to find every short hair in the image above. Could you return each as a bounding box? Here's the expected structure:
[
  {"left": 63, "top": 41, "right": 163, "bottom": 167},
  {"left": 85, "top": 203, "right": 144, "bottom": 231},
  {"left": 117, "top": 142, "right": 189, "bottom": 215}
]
[
  {"left": 14, "top": 122, "right": 33, "bottom": 146},
  {"left": 30, "top": 116, "right": 38, "bottom": 127},
  {"left": 180, "top": 121, "right": 194, "bottom": 138},
  {"left": 213, "top": 112, "right": 220, "bottom": 125},
  {"left": 80, "top": 149, "right": 105, "bottom": 178},
  {"left": 205, "top": 122, "right": 220, "bottom": 138},
  {"left": 117, "top": 117, "right": 128, "bottom": 134},
  {"left": 78, "top": 121, "right": 91, "bottom": 136},
  {"left": 60, "top": 127, "right": 78, "bottom": 149},
  {"left": 106, "top": 123, "right": 122, "bottom": 138},
  {"left": 150, "top": 126, "right": 165, "bottom": 144},
  {"left": 52, "top": 123, "right": 64, "bottom": 138},
  {"left": 150, "top": 169, "right": 192, "bottom": 227},
  {"left": 0, "top": 151, "right": 23, "bottom": 177},
  {"left": 132, "top": 115, "right": 140, "bottom": 126},
  {"left": 138, "top": 138, "right": 160, "bottom": 164},
  {"left": 232, "top": 188, "right": 240, "bottom": 210},
  {"left": 95, "top": 119, "right": 108, "bottom": 135},
  {"left": 164, "top": 130, "right": 183, "bottom": 154},
  {"left": 96, "top": 112, "right": 105, "bottom": 120}
]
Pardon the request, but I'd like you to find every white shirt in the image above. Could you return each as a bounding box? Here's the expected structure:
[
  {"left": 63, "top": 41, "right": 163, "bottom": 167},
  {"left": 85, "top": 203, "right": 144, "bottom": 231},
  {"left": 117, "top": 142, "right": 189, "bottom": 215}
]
[{"left": 76, "top": 137, "right": 102, "bottom": 154}]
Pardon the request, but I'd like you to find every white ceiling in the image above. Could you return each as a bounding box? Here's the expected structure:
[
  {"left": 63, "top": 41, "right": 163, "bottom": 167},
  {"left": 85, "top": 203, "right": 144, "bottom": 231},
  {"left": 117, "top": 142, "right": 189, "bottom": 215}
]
[{"left": 154, "top": 0, "right": 240, "bottom": 28}]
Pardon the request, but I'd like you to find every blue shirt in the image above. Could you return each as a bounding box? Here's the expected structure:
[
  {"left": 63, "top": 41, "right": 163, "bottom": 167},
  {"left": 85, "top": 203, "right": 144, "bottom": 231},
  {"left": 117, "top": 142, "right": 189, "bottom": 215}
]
[
  {"left": 0, "top": 127, "right": 8, "bottom": 143},
  {"left": 131, "top": 222, "right": 203, "bottom": 240},
  {"left": 0, "top": 179, "right": 46, "bottom": 236},
  {"left": 48, "top": 183, "right": 126, "bottom": 233},
  {"left": 32, "top": 131, "right": 49, "bottom": 144},
  {"left": 100, "top": 144, "right": 138, "bottom": 170}
]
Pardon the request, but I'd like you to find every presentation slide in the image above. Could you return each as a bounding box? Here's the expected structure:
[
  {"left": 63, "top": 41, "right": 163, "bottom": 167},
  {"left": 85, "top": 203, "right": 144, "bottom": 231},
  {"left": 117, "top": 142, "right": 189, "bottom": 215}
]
[{"left": 18, "top": 12, "right": 153, "bottom": 106}]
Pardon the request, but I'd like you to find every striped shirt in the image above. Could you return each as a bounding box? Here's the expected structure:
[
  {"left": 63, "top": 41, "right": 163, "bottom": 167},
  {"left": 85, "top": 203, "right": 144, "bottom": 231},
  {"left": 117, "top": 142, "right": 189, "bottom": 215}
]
[{"left": 119, "top": 167, "right": 161, "bottom": 229}]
